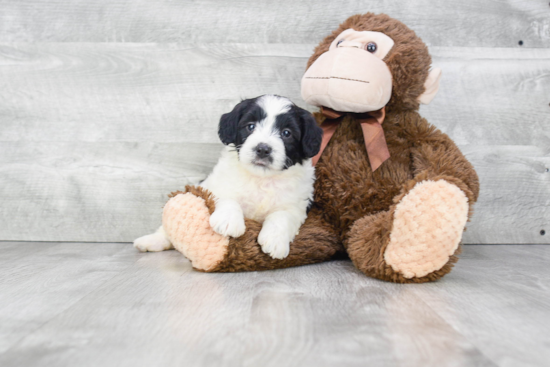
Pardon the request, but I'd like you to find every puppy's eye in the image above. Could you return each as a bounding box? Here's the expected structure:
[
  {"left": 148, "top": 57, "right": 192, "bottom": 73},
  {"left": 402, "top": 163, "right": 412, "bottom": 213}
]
[
  {"left": 336, "top": 39, "right": 344, "bottom": 47},
  {"left": 282, "top": 129, "right": 291, "bottom": 138},
  {"left": 365, "top": 42, "right": 377, "bottom": 53},
  {"left": 247, "top": 124, "right": 255, "bottom": 132}
]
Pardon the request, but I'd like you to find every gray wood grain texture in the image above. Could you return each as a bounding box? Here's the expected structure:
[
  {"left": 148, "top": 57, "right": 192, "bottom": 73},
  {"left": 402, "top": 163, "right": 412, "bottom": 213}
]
[
  {"left": 0, "top": 242, "right": 133, "bottom": 354},
  {"left": 0, "top": 41, "right": 548, "bottom": 243},
  {"left": 0, "top": 142, "right": 222, "bottom": 242},
  {"left": 1, "top": 242, "right": 549, "bottom": 367},
  {"left": 0, "top": 0, "right": 549, "bottom": 48},
  {"left": 1, "top": 44, "right": 549, "bottom": 146}
]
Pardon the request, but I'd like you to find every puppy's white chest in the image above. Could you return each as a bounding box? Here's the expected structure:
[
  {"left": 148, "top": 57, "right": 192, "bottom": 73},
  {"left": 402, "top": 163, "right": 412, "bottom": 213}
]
[
  {"left": 238, "top": 181, "right": 285, "bottom": 222},
  {"left": 200, "top": 146, "right": 314, "bottom": 225}
]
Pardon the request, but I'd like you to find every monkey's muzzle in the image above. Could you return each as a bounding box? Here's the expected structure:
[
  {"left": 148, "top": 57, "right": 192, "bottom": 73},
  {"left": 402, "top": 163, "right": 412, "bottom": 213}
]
[{"left": 301, "top": 47, "right": 392, "bottom": 113}]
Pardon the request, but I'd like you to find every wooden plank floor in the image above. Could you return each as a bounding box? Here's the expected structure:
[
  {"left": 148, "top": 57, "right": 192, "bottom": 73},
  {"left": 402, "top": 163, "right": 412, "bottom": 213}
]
[{"left": 0, "top": 243, "right": 548, "bottom": 367}]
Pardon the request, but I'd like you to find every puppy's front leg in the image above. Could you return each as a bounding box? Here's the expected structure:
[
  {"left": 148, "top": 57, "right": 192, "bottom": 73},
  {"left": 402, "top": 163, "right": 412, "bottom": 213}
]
[
  {"left": 258, "top": 210, "right": 304, "bottom": 260},
  {"left": 209, "top": 198, "right": 246, "bottom": 238},
  {"left": 134, "top": 226, "right": 174, "bottom": 252}
]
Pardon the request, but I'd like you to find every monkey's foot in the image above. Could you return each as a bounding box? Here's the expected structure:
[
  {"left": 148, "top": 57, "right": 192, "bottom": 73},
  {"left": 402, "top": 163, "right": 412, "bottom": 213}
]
[
  {"left": 384, "top": 180, "right": 469, "bottom": 279},
  {"left": 162, "top": 190, "right": 229, "bottom": 271}
]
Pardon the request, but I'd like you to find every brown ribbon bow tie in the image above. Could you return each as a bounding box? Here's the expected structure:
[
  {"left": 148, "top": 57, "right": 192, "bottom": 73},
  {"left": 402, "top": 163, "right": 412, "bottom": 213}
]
[{"left": 311, "top": 106, "right": 391, "bottom": 171}]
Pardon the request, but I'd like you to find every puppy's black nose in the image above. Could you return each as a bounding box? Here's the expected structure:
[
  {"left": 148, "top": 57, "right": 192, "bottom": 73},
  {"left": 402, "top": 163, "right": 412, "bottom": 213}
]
[{"left": 255, "top": 143, "right": 272, "bottom": 158}]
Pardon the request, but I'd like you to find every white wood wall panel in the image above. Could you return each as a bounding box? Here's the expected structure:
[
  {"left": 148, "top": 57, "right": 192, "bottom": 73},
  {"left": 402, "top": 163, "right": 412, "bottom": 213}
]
[
  {"left": 1, "top": 45, "right": 548, "bottom": 146},
  {"left": 0, "top": 1, "right": 548, "bottom": 244},
  {"left": 463, "top": 146, "right": 549, "bottom": 244},
  {"left": 0, "top": 43, "right": 308, "bottom": 144},
  {"left": 1, "top": 142, "right": 221, "bottom": 242},
  {"left": 0, "top": 0, "right": 549, "bottom": 47}
]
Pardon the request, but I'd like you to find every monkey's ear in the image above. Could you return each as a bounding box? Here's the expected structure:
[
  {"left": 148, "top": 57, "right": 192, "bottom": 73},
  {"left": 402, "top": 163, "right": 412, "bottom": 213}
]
[
  {"left": 218, "top": 101, "right": 246, "bottom": 145},
  {"left": 299, "top": 109, "right": 323, "bottom": 158},
  {"left": 418, "top": 67, "right": 442, "bottom": 105}
]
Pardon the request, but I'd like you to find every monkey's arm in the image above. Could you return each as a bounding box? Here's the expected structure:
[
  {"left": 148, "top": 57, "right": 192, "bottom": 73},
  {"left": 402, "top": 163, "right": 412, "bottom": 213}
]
[
  {"left": 407, "top": 120, "right": 480, "bottom": 208},
  {"left": 162, "top": 186, "right": 343, "bottom": 272}
]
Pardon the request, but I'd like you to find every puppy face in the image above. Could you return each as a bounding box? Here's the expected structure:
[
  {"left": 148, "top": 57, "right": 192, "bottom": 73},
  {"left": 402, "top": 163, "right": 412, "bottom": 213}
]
[{"left": 218, "top": 95, "right": 323, "bottom": 175}]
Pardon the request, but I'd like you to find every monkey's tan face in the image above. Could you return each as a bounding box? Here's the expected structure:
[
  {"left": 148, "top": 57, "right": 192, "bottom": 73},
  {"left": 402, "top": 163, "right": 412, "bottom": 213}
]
[{"left": 301, "top": 29, "right": 395, "bottom": 113}]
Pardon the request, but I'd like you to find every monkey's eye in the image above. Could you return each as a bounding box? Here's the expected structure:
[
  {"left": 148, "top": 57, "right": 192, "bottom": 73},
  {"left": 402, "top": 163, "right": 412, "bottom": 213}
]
[
  {"left": 336, "top": 39, "right": 345, "bottom": 47},
  {"left": 282, "top": 129, "right": 292, "bottom": 138},
  {"left": 365, "top": 42, "right": 377, "bottom": 53},
  {"left": 247, "top": 124, "right": 255, "bottom": 132}
]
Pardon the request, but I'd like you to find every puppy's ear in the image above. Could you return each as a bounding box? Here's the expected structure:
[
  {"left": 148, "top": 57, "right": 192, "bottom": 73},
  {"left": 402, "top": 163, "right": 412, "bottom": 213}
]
[
  {"left": 298, "top": 108, "right": 323, "bottom": 158},
  {"left": 218, "top": 100, "right": 248, "bottom": 145}
]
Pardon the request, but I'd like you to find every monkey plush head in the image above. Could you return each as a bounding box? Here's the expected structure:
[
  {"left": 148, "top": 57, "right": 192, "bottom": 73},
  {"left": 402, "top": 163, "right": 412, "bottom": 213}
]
[{"left": 301, "top": 13, "right": 441, "bottom": 113}]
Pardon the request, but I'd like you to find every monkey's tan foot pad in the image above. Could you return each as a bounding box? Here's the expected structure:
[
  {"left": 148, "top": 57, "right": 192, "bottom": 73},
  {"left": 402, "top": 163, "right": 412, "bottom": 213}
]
[
  {"left": 384, "top": 180, "right": 469, "bottom": 279},
  {"left": 163, "top": 193, "right": 229, "bottom": 271}
]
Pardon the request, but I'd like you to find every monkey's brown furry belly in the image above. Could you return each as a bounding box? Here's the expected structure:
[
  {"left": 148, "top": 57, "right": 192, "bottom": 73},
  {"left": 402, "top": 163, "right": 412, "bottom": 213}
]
[{"left": 313, "top": 138, "right": 412, "bottom": 238}]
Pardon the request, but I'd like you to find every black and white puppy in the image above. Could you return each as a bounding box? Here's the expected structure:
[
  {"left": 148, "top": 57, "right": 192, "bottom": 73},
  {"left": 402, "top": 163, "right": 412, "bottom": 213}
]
[{"left": 134, "top": 95, "right": 323, "bottom": 259}]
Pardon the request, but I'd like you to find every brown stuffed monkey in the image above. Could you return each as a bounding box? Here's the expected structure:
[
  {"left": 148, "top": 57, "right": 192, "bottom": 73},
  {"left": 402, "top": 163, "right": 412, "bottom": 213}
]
[{"left": 160, "top": 13, "right": 479, "bottom": 283}]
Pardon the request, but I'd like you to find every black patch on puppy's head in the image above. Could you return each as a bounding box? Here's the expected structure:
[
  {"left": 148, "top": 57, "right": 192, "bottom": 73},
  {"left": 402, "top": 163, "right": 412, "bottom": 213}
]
[
  {"left": 218, "top": 98, "right": 266, "bottom": 149},
  {"left": 275, "top": 105, "right": 323, "bottom": 168}
]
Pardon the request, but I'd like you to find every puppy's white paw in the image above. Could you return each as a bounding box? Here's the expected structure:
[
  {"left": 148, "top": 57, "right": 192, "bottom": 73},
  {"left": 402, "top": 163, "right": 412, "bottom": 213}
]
[
  {"left": 209, "top": 203, "right": 246, "bottom": 238},
  {"left": 133, "top": 232, "right": 172, "bottom": 252},
  {"left": 258, "top": 223, "right": 291, "bottom": 260}
]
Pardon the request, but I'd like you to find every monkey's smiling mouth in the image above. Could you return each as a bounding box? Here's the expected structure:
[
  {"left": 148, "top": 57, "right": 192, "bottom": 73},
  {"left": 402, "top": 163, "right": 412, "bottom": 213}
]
[{"left": 305, "top": 76, "right": 370, "bottom": 84}]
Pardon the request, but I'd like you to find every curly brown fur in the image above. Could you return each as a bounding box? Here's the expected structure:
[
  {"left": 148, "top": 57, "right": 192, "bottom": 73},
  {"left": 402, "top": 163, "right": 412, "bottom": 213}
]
[
  {"left": 306, "top": 13, "right": 432, "bottom": 113},
  {"left": 314, "top": 111, "right": 479, "bottom": 235}
]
